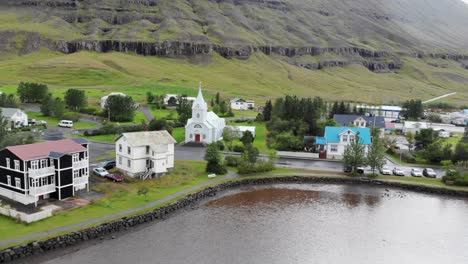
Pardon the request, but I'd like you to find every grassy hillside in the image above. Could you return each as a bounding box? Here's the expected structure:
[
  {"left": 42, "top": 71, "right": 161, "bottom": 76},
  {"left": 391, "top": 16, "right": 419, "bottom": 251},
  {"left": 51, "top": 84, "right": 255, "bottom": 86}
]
[{"left": 0, "top": 50, "right": 466, "bottom": 106}]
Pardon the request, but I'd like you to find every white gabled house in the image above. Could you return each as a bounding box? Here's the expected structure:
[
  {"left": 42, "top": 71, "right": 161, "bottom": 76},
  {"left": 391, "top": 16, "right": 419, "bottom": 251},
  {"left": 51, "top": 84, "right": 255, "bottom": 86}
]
[
  {"left": 1, "top": 108, "right": 28, "bottom": 129},
  {"left": 230, "top": 98, "right": 255, "bottom": 110},
  {"left": 115, "top": 131, "right": 176, "bottom": 178}
]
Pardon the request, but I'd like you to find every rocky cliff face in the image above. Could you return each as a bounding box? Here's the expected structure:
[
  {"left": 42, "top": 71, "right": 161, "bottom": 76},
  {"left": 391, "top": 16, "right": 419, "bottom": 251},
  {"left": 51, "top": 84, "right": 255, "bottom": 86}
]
[{"left": 1, "top": 0, "right": 468, "bottom": 72}]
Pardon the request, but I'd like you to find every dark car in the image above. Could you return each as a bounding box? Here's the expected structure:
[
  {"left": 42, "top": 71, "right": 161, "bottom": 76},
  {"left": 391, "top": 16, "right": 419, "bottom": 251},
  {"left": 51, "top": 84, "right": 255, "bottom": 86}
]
[
  {"left": 105, "top": 174, "right": 124, "bottom": 183},
  {"left": 343, "top": 166, "right": 352, "bottom": 173},
  {"left": 423, "top": 168, "right": 437, "bottom": 178},
  {"left": 98, "top": 160, "right": 116, "bottom": 170}
]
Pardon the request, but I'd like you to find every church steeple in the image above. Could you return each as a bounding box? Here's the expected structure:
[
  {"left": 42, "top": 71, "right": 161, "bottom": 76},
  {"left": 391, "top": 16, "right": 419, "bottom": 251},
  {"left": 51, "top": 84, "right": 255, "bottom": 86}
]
[{"left": 191, "top": 81, "right": 208, "bottom": 122}]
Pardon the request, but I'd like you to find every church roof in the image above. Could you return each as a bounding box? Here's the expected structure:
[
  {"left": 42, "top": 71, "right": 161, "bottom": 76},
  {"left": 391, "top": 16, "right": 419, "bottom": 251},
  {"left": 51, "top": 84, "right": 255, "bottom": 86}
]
[{"left": 192, "top": 85, "right": 207, "bottom": 110}]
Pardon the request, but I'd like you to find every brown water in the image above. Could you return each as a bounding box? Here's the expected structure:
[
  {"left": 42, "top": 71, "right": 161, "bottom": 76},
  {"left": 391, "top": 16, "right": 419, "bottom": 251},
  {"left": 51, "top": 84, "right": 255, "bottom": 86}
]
[{"left": 34, "top": 184, "right": 468, "bottom": 264}]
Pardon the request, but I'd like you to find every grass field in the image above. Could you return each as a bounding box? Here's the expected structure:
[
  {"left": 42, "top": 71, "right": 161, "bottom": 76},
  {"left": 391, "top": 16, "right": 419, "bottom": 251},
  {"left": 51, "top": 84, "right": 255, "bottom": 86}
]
[
  {"left": 0, "top": 161, "right": 212, "bottom": 243},
  {"left": 27, "top": 111, "right": 98, "bottom": 130},
  {"left": 108, "top": 111, "right": 147, "bottom": 126},
  {"left": 0, "top": 51, "right": 467, "bottom": 107},
  {"left": 228, "top": 121, "right": 269, "bottom": 153}
]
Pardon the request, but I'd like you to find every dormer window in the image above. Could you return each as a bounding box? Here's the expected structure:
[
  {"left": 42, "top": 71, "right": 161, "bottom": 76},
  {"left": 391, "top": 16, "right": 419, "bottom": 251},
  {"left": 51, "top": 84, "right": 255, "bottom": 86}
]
[
  {"left": 350, "top": 135, "right": 355, "bottom": 143},
  {"left": 342, "top": 135, "right": 348, "bottom": 142}
]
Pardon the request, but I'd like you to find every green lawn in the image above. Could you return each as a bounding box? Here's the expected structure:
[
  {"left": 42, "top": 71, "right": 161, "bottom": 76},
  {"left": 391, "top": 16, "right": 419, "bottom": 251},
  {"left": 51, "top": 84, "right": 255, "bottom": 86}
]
[
  {"left": 150, "top": 107, "right": 179, "bottom": 120},
  {"left": 232, "top": 109, "right": 259, "bottom": 118},
  {"left": 443, "top": 136, "right": 462, "bottom": 147},
  {"left": 0, "top": 161, "right": 213, "bottom": 244},
  {"left": 172, "top": 127, "right": 185, "bottom": 143},
  {"left": 27, "top": 111, "right": 98, "bottom": 130},
  {"left": 1, "top": 50, "right": 468, "bottom": 107}
]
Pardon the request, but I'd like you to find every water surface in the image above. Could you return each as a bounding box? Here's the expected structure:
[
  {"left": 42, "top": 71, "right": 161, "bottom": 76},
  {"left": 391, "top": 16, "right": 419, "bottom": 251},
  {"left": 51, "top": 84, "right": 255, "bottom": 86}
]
[{"left": 32, "top": 184, "right": 468, "bottom": 264}]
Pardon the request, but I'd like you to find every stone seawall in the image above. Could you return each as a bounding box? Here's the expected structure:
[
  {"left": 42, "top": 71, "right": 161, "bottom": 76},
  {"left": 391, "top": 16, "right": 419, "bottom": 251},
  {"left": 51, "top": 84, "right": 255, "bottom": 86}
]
[{"left": 1, "top": 176, "right": 467, "bottom": 263}]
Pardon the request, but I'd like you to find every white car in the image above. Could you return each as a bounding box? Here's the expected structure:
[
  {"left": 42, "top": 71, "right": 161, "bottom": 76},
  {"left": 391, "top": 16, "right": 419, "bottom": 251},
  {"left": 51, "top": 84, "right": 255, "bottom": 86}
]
[
  {"left": 411, "top": 168, "right": 423, "bottom": 177},
  {"left": 93, "top": 167, "right": 109, "bottom": 177},
  {"left": 393, "top": 167, "right": 405, "bottom": 176},
  {"left": 380, "top": 166, "right": 392, "bottom": 175},
  {"left": 58, "top": 120, "right": 73, "bottom": 128}
]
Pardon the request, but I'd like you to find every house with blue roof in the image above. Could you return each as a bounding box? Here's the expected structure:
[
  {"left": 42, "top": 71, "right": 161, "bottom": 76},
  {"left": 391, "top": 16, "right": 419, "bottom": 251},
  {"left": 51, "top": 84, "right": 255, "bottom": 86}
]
[{"left": 316, "top": 126, "right": 372, "bottom": 159}]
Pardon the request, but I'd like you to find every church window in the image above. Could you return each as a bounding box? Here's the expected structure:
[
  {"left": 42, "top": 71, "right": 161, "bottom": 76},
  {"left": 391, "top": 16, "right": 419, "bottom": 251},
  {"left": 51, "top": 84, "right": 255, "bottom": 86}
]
[
  {"left": 203, "top": 134, "right": 206, "bottom": 139},
  {"left": 194, "top": 124, "right": 202, "bottom": 128},
  {"left": 197, "top": 113, "right": 200, "bottom": 118},
  {"left": 190, "top": 134, "right": 193, "bottom": 139}
]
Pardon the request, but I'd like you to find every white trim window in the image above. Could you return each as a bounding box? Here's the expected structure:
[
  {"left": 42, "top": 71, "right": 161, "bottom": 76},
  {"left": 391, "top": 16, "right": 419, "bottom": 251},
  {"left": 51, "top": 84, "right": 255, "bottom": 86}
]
[
  {"left": 73, "top": 170, "right": 79, "bottom": 179},
  {"left": 350, "top": 135, "right": 355, "bottom": 143},
  {"left": 119, "top": 144, "right": 122, "bottom": 152},
  {"left": 330, "top": 145, "right": 338, "bottom": 153},
  {"left": 14, "top": 160, "right": 20, "bottom": 171},
  {"left": 40, "top": 159, "right": 47, "bottom": 168},
  {"left": 342, "top": 135, "right": 348, "bottom": 142},
  {"left": 119, "top": 156, "right": 122, "bottom": 165},
  {"left": 72, "top": 154, "right": 79, "bottom": 163},
  {"left": 127, "top": 147, "right": 131, "bottom": 155},
  {"left": 31, "top": 160, "right": 39, "bottom": 170},
  {"left": 6, "top": 158, "right": 10, "bottom": 168},
  {"left": 7, "top": 175, "right": 11, "bottom": 185},
  {"left": 15, "top": 178, "right": 21, "bottom": 188},
  {"left": 127, "top": 159, "right": 131, "bottom": 168}
]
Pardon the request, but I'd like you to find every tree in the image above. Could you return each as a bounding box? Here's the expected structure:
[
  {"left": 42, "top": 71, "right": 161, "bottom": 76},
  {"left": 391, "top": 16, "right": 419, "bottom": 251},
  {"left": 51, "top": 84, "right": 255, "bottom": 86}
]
[
  {"left": 420, "top": 141, "right": 453, "bottom": 163},
  {"left": 243, "top": 144, "right": 259, "bottom": 164},
  {"left": 219, "top": 100, "right": 228, "bottom": 116},
  {"left": 204, "top": 143, "right": 227, "bottom": 174},
  {"left": 0, "top": 109, "right": 9, "bottom": 144},
  {"left": 338, "top": 101, "right": 347, "bottom": 114},
  {"left": 148, "top": 119, "right": 173, "bottom": 134},
  {"left": 415, "top": 128, "right": 436, "bottom": 148},
  {"left": 222, "top": 127, "right": 238, "bottom": 151},
  {"left": 367, "top": 137, "right": 387, "bottom": 175},
  {"left": 241, "top": 130, "right": 254, "bottom": 146},
  {"left": 64, "top": 89, "right": 87, "bottom": 111},
  {"left": 176, "top": 95, "right": 192, "bottom": 124},
  {"left": 452, "top": 143, "right": 468, "bottom": 163},
  {"left": 17, "top": 82, "right": 48, "bottom": 103},
  {"left": 402, "top": 99, "right": 423, "bottom": 120},
  {"left": 146, "top": 92, "right": 155, "bottom": 104},
  {"left": 343, "top": 133, "right": 367, "bottom": 175},
  {"left": 105, "top": 95, "right": 136, "bottom": 122},
  {"left": 41, "top": 94, "right": 65, "bottom": 118},
  {"left": 215, "top": 92, "right": 221, "bottom": 105},
  {"left": 263, "top": 100, "right": 273, "bottom": 121},
  {"left": 0, "top": 94, "right": 19, "bottom": 108}
]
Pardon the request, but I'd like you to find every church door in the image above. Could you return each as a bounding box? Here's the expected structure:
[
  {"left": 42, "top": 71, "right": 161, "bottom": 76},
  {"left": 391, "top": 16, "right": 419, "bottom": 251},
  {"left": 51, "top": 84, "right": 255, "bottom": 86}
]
[{"left": 195, "top": 134, "right": 201, "bottom": 142}]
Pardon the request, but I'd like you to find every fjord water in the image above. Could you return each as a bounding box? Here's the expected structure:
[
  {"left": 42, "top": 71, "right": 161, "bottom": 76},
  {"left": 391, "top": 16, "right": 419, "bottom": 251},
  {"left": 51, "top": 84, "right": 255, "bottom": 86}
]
[{"left": 38, "top": 184, "right": 468, "bottom": 264}]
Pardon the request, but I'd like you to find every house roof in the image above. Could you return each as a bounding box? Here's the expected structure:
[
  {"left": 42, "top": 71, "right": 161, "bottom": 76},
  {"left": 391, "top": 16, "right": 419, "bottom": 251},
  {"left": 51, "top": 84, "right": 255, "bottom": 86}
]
[
  {"left": 227, "top": 125, "right": 256, "bottom": 133},
  {"left": 403, "top": 121, "right": 428, "bottom": 129},
  {"left": 101, "top": 92, "right": 126, "bottom": 100},
  {"left": 5, "top": 139, "right": 87, "bottom": 160},
  {"left": 117, "top": 131, "right": 177, "bottom": 146},
  {"left": 324, "top": 126, "right": 372, "bottom": 144},
  {"left": 230, "top": 98, "right": 246, "bottom": 103},
  {"left": 316, "top": 137, "right": 327, "bottom": 145},
  {"left": 333, "top": 114, "right": 386, "bottom": 128},
  {"left": 1, "top": 108, "right": 23, "bottom": 118}
]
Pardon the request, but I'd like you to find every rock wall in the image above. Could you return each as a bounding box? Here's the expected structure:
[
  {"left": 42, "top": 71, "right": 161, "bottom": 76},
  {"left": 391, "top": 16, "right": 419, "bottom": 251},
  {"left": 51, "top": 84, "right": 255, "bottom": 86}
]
[{"left": 1, "top": 176, "right": 467, "bottom": 263}]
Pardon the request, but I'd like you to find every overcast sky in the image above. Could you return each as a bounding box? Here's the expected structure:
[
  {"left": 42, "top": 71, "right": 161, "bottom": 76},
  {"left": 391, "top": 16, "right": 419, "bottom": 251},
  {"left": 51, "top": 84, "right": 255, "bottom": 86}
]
[{"left": 463, "top": 0, "right": 468, "bottom": 4}]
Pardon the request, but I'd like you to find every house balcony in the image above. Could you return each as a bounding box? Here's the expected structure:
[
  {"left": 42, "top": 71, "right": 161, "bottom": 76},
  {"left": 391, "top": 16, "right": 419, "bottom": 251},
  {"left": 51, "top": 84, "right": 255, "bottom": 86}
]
[
  {"left": 73, "top": 175, "right": 89, "bottom": 186},
  {"left": 73, "top": 159, "right": 89, "bottom": 169},
  {"left": 29, "top": 184, "right": 56, "bottom": 196},
  {"left": 29, "top": 166, "right": 55, "bottom": 179}
]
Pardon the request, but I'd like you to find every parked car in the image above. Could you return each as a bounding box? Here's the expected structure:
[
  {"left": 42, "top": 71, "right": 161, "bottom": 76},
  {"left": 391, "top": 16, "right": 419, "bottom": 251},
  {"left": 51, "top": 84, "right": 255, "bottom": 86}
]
[
  {"left": 380, "top": 166, "right": 392, "bottom": 175},
  {"left": 356, "top": 167, "right": 365, "bottom": 174},
  {"left": 411, "top": 168, "right": 423, "bottom": 177},
  {"left": 98, "top": 160, "right": 116, "bottom": 170},
  {"left": 58, "top": 120, "right": 74, "bottom": 128},
  {"left": 423, "top": 168, "right": 437, "bottom": 178},
  {"left": 93, "top": 167, "right": 109, "bottom": 177},
  {"left": 343, "top": 165, "right": 352, "bottom": 173},
  {"left": 105, "top": 174, "right": 124, "bottom": 183},
  {"left": 28, "top": 119, "right": 37, "bottom": 126},
  {"left": 392, "top": 167, "right": 405, "bottom": 176}
]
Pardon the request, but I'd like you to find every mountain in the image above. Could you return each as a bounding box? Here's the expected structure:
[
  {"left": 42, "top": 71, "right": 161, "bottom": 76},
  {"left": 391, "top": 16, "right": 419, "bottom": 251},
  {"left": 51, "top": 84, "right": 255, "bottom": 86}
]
[{"left": 0, "top": 0, "right": 467, "bottom": 105}]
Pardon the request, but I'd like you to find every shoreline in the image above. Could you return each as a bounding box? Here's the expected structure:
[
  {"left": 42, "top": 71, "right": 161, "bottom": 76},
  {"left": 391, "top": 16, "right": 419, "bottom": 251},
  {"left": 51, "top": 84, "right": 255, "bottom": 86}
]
[{"left": 1, "top": 175, "right": 467, "bottom": 263}]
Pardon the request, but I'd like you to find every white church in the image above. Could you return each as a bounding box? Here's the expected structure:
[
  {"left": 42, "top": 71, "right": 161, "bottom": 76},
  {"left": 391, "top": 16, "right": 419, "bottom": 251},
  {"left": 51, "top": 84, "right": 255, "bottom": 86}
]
[{"left": 185, "top": 86, "right": 226, "bottom": 144}]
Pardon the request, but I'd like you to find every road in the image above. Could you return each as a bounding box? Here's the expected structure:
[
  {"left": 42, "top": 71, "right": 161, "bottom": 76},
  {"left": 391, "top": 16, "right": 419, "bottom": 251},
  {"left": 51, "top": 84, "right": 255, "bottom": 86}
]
[{"left": 422, "top": 92, "right": 457, "bottom": 104}]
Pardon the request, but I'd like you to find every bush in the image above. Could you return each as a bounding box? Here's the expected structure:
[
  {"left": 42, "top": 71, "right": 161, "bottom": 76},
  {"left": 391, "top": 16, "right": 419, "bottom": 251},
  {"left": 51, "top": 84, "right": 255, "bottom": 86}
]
[
  {"left": 401, "top": 152, "right": 416, "bottom": 163},
  {"left": 225, "top": 156, "right": 240, "bottom": 167},
  {"left": 84, "top": 124, "right": 144, "bottom": 137},
  {"left": 215, "top": 141, "right": 225, "bottom": 151},
  {"left": 443, "top": 173, "right": 468, "bottom": 186},
  {"left": 206, "top": 162, "right": 227, "bottom": 175},
  {"left": 62, "top": 112, "right": 81, "bottom": 122},
  {"left": 232, "top": 145, "right": 245, "bottom": 153},
  {"left": 20, "top": 127, "right": 31, "bottom": 132},
  {"left": 238, "top": 160, "right": 275, "bottom": 174},
  {"left": 79, "top": 107, "right": 99, "bottom": 115}
]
